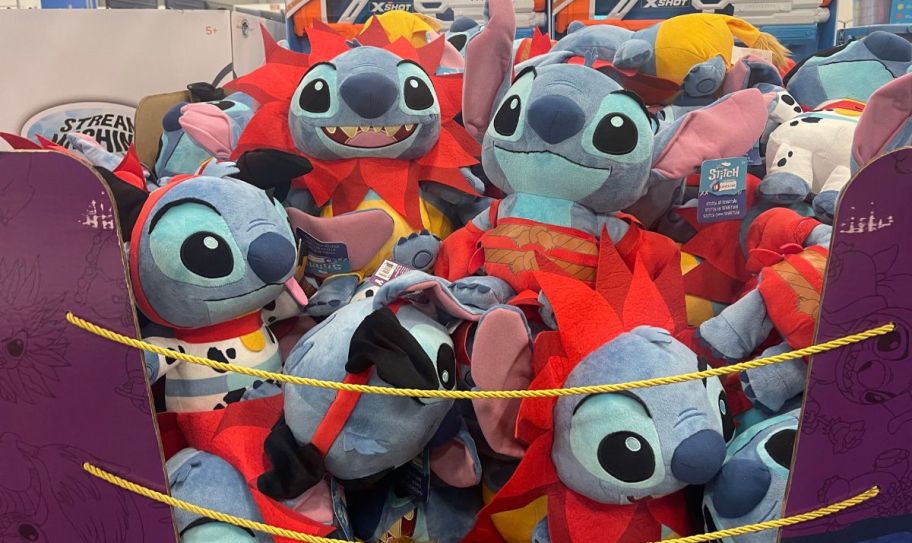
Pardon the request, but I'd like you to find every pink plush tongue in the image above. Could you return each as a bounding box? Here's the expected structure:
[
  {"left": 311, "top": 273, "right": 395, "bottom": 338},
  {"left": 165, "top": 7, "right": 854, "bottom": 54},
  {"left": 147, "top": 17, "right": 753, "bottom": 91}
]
[
  {"left": 347, "top": 130, "right": 396, "bottom": 148},
  {"left": 284, "top": 277, "right": 309, "bottom": 307}
]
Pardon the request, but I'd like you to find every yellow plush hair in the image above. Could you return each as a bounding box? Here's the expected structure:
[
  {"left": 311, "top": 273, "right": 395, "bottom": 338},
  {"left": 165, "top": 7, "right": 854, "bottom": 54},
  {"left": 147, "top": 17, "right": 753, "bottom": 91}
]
[
  {"left": 654, "top": 14, "right": 790, "bottom": 85},
  {"left": 361, "top": 11, "right": 442, "bottom": 47}
]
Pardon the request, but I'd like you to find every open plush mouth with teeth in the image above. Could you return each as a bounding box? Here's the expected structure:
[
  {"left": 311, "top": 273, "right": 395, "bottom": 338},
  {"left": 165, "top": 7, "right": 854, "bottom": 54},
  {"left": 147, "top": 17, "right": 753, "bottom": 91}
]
[{"left": 321, "top": 124, "right": 417, "bottom": 148}]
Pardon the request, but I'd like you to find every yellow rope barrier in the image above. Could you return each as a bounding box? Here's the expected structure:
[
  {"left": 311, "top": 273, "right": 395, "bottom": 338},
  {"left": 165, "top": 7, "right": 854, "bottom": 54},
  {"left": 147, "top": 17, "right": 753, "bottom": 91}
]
[
  {"left": 83, "top": 461, "right": 877, "bottom": 543},
  {"left": 657, "top": 486, "right": 880, "bottom": 543},
  {"left": 66, "top": 312, "right": 894, "bottom": 399}
]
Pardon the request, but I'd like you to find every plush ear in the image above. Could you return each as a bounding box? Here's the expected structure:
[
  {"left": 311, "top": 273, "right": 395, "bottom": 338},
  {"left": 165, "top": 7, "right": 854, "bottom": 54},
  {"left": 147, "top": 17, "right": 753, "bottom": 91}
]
[
  {"left": 722, "top": 55, "right": 783, "bottom": 95},
  {"left": 651, "top": 88, "right": 768, "bottom": 181},
  {"left": 469, "top": 305, "right": 533, "bottom": 458},
  {"left": 853, "top": 73, "right": 912, "bottom": 171},
  {"left": 257, "top": 416, "right": 326, "bottom": 500},
  {"left": 96, "top": 167, "right": 149, "bottom": 241},
  {"left": 234, "top": 149, "right": 313, "bottom": 202},
  {"left": 462, "top": 0, "right": 516, "bottom": 141},
  {"left": 186, "top": 82, "right": 225, "bottom": 103},
  {"left": 346, "top": 306, "right": 439, "bottom": 390}
]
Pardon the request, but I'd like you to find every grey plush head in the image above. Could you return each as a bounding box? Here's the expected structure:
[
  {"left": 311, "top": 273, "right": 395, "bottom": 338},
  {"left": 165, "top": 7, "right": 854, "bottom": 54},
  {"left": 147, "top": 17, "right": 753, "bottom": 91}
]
[
  {"left": 551, "top": 326, "right": 730, "bottom": 504},
  {"left": 481, "top": 63, "right": 655, "bottom": 213},
  {"left": 288, "top": 46, "right": 441, "bottom": 161},
  {"left": 131, "top": 176, "right": 297, "bottom": 329},
  {"left": 283, "top": 299, "right": 455, "bottom": 481}
]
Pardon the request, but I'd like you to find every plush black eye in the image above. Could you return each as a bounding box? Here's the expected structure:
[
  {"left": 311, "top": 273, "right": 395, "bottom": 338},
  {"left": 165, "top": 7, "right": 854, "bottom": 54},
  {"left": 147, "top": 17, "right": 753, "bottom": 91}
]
[
  {"left": 493, "top": 96, "right": 522, "bottom": 137},
  {"left": 180, "top": 232, "right": 234, "bottom": 279},
  {"left": 718, "top": 390, "right": 735, "bottom": 442},
  {"left": 298, "top": 78, "right": 331, "bottom": 113},
  {"left": 404, "top": 77, "right": 435, "bottom": 110},
  {"left": 447, "top": 34, "right": 468, "bottom": 52},
  {"left": 593, "top": 113, "right": 638, "bottom": 155},
  {"left": 18, "top": 523, "right": 40, "bottom": 541},
  {"left": 5, "top": 337, "right": 24, "bottom": 358},
  {"left": 436, "top": 344, "right": 457, "bottom": 390},
  {"left": 597, "top": 431, "right": 656, "bottom": 483},
  {"left": 876, "top": 327, "right": 908, "bottom": 360},
  {"left": 764, "top": 429, "right": 796, "bottom": 469},
  {"left": 215, "top": 101, "right": 236, "bottom": 111}
]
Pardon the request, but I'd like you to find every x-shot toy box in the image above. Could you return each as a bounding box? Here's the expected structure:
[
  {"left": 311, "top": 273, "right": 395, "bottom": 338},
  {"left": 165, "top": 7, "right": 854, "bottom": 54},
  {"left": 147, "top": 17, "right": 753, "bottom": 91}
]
[
  {"left": 553, "top": 0, "right": 838, "bottom": 62},
  {"left": 284, "top": 0, "right": 548, "bottom": 51}
]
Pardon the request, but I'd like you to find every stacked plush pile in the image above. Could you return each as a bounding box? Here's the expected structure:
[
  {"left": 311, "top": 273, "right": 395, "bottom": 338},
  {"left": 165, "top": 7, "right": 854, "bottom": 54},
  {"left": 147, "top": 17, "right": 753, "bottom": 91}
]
[{"left": 7, "top": 4, "right": 912, "bottom": 542}]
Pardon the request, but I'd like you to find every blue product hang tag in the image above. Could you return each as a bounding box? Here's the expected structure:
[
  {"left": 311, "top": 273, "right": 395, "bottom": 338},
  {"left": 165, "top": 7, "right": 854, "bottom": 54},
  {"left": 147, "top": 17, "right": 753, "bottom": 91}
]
[
  {"left": 330, "top": 478, "right": 355, "bottom": 541},
  {"left": 298, "top": 229, "right": 353, "bottom": 278},
  {"left": 746, "top": 143, "right": 763, "bottom": 167},
  {"left": 698, "top": 157, "right": 748, "bottom": 224},
  {"left": 399, "top": 449, "right": 431, "bottom": 504}
]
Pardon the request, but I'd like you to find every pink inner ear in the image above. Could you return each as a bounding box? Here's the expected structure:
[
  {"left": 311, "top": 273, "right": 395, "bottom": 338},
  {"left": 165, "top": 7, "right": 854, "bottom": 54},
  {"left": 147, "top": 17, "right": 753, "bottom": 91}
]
[
  {"left": 462, "top": 0, "right": 516, "bottom": 141},
  {"left": 470, "top": 308, "right": 532, "bottom": 458},
  {"left": 854, "top": 73, "right": 912, "bottom": 167},
  {"left": 286, "top": 208, "right": 394, "bottom": 271},
  {"left": 429, "top": 29, "right": 466, "bottom": 71},
  {"left": 430, "top": 438, "right": 479, "bottom": 488},
  {"left": 179, "top": 103, "right": 234, "bottom": 159},
  {"left": 652, "top": 88, "right": 768, "bottom": 181}
]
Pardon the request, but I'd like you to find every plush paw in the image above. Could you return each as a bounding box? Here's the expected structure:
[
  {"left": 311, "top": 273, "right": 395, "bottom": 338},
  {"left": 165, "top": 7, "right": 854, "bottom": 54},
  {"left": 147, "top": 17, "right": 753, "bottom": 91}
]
[
  {"left": 758, "top": 171, "right": 811, "bottom": 204},
  {"left": 682, "top": 56, "right": 726, "bottom": 98},
  {"left": 613, "top": 38, "right": 653, "bottom": 70},
  {"left": 198, "top": 160, "right": 240, "bottom": 179},
  {"left": 697, "top": 318, "right": 749, "bottom": 363},
  {"left": 741, "top": 344, "right": 807, "bottom": 412},
  {"left": 392, "top": 230, "right": 441, "bottom": 271},
  {"left": 537, "top": 290, "right": 557, "bottom": 330},
  {"left": 305, "top": 275, "right": 359, "bottom": 317},
  {"left": 812, "top": 191, "right": 839, "bottom": 224},
  {"left": 449, "top": 276, "right": 515, "bottom": 310}
]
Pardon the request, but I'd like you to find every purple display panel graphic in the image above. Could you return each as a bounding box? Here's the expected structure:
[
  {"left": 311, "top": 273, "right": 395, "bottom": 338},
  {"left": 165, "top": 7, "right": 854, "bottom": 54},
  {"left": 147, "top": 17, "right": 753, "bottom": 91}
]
[
  {"left": 0, "top": 151, "right": 178, "bottom": 543},
  {"left": 782, "top": 149, "right": 912, "bottom": 543}
]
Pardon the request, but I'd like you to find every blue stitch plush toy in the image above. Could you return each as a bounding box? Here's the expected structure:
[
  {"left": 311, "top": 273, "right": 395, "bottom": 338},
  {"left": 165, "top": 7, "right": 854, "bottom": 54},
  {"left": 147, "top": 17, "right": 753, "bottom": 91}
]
[
  {"left": 703, "top": 410, "right": 799, "bottom": 543},
  {"left": 103, "top": 171, "right": 309, "bottom": 413},
  {"left": 154, "top": 93, "right": 259, "bottom": 179},
  {"left": 785, "top": 31, "right": 912, "bottom": 110},
  {"left": 437, "top": 0, "right": 768, "bottom": 297}
]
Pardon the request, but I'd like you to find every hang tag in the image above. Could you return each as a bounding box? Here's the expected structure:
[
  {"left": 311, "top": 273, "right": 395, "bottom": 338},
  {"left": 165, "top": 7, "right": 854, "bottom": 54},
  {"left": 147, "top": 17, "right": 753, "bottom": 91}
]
[
  {"left": 732, "top": 45, "right": 773, "bottom": 64},
  {"left": 398, "top": 449, "right": 431, "bottom": 504},
  {"left": 747, "top": 143, "right": 763, "bottom": 167},
  {"left": 298, "top": 229, "right": 353, "bottom": 278},
  {"left": 698, "top": 157, "right": 748, "bottom": 224},
  {"left": 329, "top": 478, "right": 354, "bottom": 541},
  {"left": 350, "top": 260, "right": 415, "bottom": 303}
]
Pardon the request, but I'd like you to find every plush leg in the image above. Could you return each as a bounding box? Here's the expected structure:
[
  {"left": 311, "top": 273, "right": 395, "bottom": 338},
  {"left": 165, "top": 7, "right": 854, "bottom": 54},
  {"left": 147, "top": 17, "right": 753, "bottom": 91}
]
[
  {"left": 306, "top": 274, "right": 359, "bottom": 317},
  {"left": 613, "top": 39, "right": 654, "bottom": 70},
  {"left": 449, "top": 276, "right": 515, "bottom": 310},
  {"left": 741, "top": 342, "right": 807, "bottom": 412},
  {"left": 758, "top": 171, "right": 811, "bottom": 205},
  {"left": 678, "top": 56, "right": 726, "bottom": 106},
  {"left": 698, "top": 288, "right": 773, "bottom": 361},
  {"left": 167, "top": 448, "right": 266, "bottom": 543},
  {"left": 392, "top": 230, "right": 441, "bottom": 271}
]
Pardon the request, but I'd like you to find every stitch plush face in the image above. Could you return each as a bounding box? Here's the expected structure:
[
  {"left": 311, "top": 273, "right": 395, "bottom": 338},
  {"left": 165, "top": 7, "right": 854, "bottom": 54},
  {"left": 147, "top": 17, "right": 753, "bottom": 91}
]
[
  {"left": 482, "top": 64, "right": 655, "bottom": 213},
  {"left": 836, "top": 310, "right": 912, "bottom": 408},
  {"left": 284, "top": 299, "right": 456, "bottom": 481},
  {"left": 703, "top": 411, "right": 798, "bottom": 543},
  {"left": 289, "top": 47, "right": 441, "bottom": 161},
  {"left": 156, "top": 94, "right": 257, "bottom": 178},
  {"left": 131, "top": 176, "right": 297, "bottom": 329},
  {"left": 551, "top": 326, "right": 731, "bottom": 504}
]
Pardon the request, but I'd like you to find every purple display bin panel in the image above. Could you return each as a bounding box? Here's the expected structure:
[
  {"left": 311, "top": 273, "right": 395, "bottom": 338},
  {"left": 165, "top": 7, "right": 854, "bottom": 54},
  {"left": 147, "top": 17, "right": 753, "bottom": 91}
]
[
  {"left": 0, "top": 151, "right": 178, "bottom": 542},
  {"left": 782, "top": 149, "right": 912, "bottom": 543}
]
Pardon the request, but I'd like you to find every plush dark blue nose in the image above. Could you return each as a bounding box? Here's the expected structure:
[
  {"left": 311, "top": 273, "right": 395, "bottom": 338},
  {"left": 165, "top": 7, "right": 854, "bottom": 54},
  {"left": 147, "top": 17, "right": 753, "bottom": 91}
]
[
  {"left": 671, "top": 429, "right": 726, "bottom": 485},
  {"left": 248, "top": 232, "right": 296, "bottom": 283},
  {"left": 527, "top": 95, "right": 585, "bottom": 144},
  {"left": 340, "top": 73, "right": 398, "bottom": 119},
  {"left": 711, "top": 458, "right": 772, "bottom": 519}
]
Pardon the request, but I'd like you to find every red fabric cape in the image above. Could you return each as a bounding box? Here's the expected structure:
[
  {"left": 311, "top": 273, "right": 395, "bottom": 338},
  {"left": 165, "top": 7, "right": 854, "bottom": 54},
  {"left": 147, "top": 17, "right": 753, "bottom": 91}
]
[{"left": 162, "top": 396, "right": 336, "bottom": 543}]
